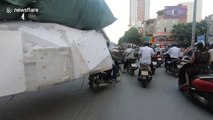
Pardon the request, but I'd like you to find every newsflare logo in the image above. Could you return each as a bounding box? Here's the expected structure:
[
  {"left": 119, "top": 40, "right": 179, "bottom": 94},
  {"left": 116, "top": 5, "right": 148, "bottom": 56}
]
[
  {"left": 6, "top": 7, "right": 39, "bottom": 14},
  {"left": 6, "top": 7, "right": 13, "bottom": 14}
]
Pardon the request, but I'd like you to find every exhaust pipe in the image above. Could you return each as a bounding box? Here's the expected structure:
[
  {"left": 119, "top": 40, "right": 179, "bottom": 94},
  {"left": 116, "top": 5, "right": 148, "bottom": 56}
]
[{"left": 194, "top": 94, "right": 208, "bottom": 105}]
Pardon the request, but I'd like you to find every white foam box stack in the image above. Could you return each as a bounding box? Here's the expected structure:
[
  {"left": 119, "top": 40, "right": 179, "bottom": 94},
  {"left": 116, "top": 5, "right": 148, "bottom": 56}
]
[{"left": 0, "top": 22, "right": 112, "bottom": 97}]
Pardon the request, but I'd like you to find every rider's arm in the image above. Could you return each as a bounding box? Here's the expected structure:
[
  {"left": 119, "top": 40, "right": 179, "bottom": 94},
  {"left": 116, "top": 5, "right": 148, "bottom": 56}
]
[
  {"left": 111, "top": 52, "right": 119, "bottom": 61},
  {"left": 164, "top": 48, "right": 170, "bottom": 55},
  {"left": 189, "top": 52, "right": 195, "bottom": 64},
  {"left": 209, "top": 53, "right": 211, "bottom": 65},
  {"left": 151, "top": 48, "right": 155, "bottom": 56},
  {"left": 139, "top": 48, "right": 142, "bottom": 56}
]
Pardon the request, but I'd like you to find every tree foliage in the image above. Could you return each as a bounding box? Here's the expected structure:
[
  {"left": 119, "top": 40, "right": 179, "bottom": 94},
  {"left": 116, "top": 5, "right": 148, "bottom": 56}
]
[
  {"left": 118, "top": 27, "right": 143, "bottom": 45},
  {"left": 171, "top": 20, "right": 207, "bottom": 44}
]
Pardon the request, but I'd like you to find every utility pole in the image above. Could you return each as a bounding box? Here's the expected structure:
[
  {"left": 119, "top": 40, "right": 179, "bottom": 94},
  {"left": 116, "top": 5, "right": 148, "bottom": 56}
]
[{"left": 191, "top": 0, "right": 197, "bottom": 46}]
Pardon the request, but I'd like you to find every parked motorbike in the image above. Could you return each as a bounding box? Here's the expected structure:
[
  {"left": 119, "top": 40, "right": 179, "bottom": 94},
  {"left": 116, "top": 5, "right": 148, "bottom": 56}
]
[
  {"left": 88, "top": 61, "right": 123, "bottom": 91},
  {"left": 138, "top": 64, "right": 152, "bottom": 88},
  {"left": 178, "top": 64, "right": 213, "bottom": 109},
  {"left": 126, "top": 58, "right": 138, "bottom": 76}
]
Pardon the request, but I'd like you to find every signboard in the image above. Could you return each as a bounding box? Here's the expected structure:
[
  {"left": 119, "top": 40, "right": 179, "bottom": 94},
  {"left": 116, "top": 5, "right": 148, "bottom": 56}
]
[
  {"left": 153, "top": 32, "right": 171, "bottom": 37},
  {"left": 144, "top": 37, "right": 151, "bottom": 41},
  {"left": 164, "top": 5, "right": 187, "bottom": 19},
  {"left": 197, "top": 35, "right": 205, "bottom": 43}
]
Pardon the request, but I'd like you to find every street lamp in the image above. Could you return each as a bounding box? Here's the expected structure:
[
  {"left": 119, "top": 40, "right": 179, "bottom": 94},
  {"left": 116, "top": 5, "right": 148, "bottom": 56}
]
[{"left": 191, "top": 0, "right": 197, "bottom": 46}]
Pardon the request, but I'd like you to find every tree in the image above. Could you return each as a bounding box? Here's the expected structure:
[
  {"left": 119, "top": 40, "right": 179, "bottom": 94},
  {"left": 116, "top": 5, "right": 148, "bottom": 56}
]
[
  {"left": 171, "top": 20, "right": 207, "bottom": 45},
  {"left": 118, "top": 27, "right": 144, "bottom": 45}
]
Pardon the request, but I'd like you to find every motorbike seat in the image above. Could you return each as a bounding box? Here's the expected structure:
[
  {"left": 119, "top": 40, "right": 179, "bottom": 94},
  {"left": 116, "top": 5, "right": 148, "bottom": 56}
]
[
  {"left": 196, "top": 74, "right": 213, "bottom": 80},
  {"left": 170, "top": 58, "right": 179, "bottom": 63},
  {"left": 141, "top": 63, "right": 150, "bottom": 66},
  {"left": 140, "top": 64, "right": 152, "bottom": 74}
]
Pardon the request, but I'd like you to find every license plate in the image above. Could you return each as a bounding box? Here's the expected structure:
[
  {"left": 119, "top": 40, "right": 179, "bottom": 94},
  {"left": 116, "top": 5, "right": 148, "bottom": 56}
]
[
  {"left": 181, "top": 62, "right": 186, "bottom": 65},
  {"left": 152, "top": 62, "right": 157, "bottom": 65},
  {"left": 131, "top": 63, "right": 137, "bottom": 67},
  {"left": 167, "top": 61, "right": 171, "bottom": 63},
  {"left": 177, "top": 65, "right": 182, "bottom": 69},
  {"left": 157, "top": 58, "right": 162, "bottom": 60},
  {"left": 141, "top": 71, "right": 149, "bottom": 75},
  {"left": 142, "top": 76, "right": 146, "bottom": 79}
]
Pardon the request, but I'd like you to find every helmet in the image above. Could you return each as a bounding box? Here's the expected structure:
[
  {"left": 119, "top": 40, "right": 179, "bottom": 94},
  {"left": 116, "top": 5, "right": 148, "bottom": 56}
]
[
  {"left": 144, "top": 42, "right": 149, "bottom": 46},
  {"left": 196, "top": 42, "right": 204, "bottom": 49},
  {"left": 194, "top": 41, "right": 205, "bottom": 46},
  {"left": 172, "top": 43, "right": 177, "bottom": 47}
]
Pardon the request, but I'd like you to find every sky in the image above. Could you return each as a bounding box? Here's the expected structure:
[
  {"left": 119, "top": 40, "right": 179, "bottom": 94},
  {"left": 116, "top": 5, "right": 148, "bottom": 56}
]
[{"left": 104, "top": 0, "right": 213, "bottom": 44}]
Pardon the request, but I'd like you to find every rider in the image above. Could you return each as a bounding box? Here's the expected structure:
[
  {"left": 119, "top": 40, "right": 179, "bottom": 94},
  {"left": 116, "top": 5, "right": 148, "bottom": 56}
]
[
  {"left": 184, "top": 42, "right": 211, "bottom": 86},
  {"left": 154, "top": 44, "right": 162, "bottom": 55},
  {"left": 107, "top": 41, "right": 120, "bottom": 82},
  {"left": 164, "top": 44, "right": 181, "bottom": 70},
  {"left": 123, "top": 47, "right": 135, "bottom": 73},
  {"left": 138, "top": 42, "right": 155, "bottom": 78}
]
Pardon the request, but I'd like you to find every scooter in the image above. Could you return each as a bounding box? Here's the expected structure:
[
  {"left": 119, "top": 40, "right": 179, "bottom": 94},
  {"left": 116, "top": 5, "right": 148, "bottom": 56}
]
[
  {"left": 126, "top": 58, "right": 138, "bottom": 76},
  {"left": 165, "top": 55, "right": 181, "bottom": 77},
  {"left": 138, "top": 64, "right": 152, "bottom": 88},
  {"left": 88, "top": 61, "right": 123, "bottom": 92},
  {"left": 156, "top": 52, "right": 163, "bottom": 67},
  {"left": 151, "top": 58, "right": 157, "bottom": 75},
  {"left": 178, "top": 64, "right": 213, "bottom": 109}
]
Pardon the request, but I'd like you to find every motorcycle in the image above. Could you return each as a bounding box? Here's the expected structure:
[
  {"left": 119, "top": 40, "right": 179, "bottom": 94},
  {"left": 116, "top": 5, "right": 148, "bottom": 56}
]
[
  {"left": 88, "top": 61, "right": 123, "bottom": 92},
  {"left": 177, "top": 56, "right": 190, "bottom": 70},
  {"left": 138, "top": 64, "right": 152, "bottom": 88},
  {"left": 165, "top": 54, "right": 181, "bottom": 77},
  {"left": 151, "top": 58, "right": 157, "bottom": 74},
  {"left": 126, "top": 58, "right": 138, "bottom": 76},
  {"left": 178, "top": 64, "right": 213, "bottom": 109},
  {"left": 156, "top": 54, "right": 163, "bottom": 67}
]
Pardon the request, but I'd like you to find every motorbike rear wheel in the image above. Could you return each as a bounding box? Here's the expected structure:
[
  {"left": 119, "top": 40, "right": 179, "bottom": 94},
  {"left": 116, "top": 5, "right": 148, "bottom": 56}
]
[
  {"left": 131, "top": 70, "right": 135, "bottom": 76},
  {"left": 89, "top": 74, "right": 101, "bottom": 92},
  {"left": 142, "top": 78, "right": 148, "bottom": 88}
]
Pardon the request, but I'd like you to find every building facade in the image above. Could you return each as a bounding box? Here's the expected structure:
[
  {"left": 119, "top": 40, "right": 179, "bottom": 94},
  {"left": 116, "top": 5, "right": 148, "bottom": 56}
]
[
  {"left": 206, "top": 14, "right": 213, "bottom": 43},
  {"left": 146, "top": 4, "right": 188, "bottom": 45},
  {"left": 129, "top": 0, "right": 150, "bottom": 27},
  {"left": 182, "top": 0, "right": 202, "bottom": 23}
]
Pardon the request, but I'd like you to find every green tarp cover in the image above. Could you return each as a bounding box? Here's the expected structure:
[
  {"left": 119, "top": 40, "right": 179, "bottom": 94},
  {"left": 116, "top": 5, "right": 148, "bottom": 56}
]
[
  {"left": 34, "top": 0, "right": 116, "bottom": 29},
  {"left": 0, "top": 0, "right": 116, "bottom": 29},
  {"left": 2, "top": 0, "right": 35, "bottom": 7}
]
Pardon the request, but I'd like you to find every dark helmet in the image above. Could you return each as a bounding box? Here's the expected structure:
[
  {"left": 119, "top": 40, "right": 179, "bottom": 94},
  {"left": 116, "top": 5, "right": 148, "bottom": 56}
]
[
  {"left": 144, "top": 42, "right": 149, "bottom": 46},
  {"left": 172, "top": 43, "right": 177, "bottom": 47},
  {"left": 196, "top": 42, "right": 204, "bottom": 50}
]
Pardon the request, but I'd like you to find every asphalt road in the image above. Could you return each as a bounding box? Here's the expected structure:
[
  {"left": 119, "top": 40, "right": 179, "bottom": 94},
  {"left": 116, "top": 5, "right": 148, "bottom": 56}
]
[{"left": 0, "top": 67, "right": 213, "bottom": 120}]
